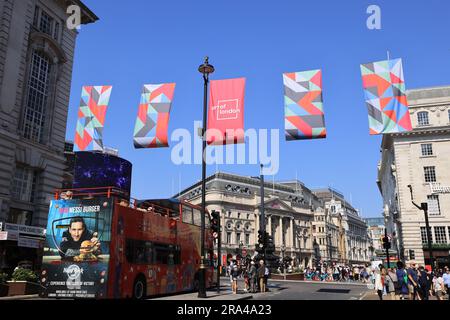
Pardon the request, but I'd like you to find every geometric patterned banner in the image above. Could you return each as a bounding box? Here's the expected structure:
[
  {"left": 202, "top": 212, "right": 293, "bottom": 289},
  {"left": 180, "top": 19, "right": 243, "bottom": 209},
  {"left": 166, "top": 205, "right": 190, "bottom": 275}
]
[
  {"left": 360, "top": 58, "right": 412, "bottom": 135},
  {"left": 74, "top": 86, "right": 112, "bottom": 151},
  {"left": 283, "top": 69, "right": 326, "bottom": 140},
  {"left": 133, "top": 83, "right": 176, "bottom": 148}
]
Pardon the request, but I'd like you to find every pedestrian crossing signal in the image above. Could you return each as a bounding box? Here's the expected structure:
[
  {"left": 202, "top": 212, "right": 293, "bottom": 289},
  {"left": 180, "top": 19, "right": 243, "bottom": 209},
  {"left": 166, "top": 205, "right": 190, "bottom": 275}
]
[{"left": 211, "top": 210, "right": 220, "bottom": 238}]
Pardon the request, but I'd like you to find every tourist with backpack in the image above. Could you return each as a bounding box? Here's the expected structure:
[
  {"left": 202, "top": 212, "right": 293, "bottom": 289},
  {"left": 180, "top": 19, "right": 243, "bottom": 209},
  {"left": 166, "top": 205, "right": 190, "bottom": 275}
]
[
  {"left": 385, "top": 268, "right": 397, "bottom": 300},
  {"left": 396, "top": 261, "right": 409, "bottom": 300}
]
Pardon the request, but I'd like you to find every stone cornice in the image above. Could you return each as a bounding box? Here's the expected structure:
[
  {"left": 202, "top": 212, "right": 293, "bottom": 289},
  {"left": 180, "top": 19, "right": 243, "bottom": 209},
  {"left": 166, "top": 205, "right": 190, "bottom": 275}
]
[{"left": 391, "top": 127, "right": 450, "bottom": 138}]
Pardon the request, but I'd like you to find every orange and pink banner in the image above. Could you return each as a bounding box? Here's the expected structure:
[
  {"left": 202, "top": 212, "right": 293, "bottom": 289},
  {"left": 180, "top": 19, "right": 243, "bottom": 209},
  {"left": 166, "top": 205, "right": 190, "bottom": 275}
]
[{"left": 207, "top": 78, "right": 246, "bottom": 145}]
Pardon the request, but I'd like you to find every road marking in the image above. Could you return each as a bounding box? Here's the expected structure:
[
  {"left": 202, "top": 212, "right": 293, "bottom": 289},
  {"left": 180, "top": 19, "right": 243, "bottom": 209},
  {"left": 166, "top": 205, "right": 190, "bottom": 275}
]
[{"left": 359, "top": 291, "right": 370, "bottom": 300}]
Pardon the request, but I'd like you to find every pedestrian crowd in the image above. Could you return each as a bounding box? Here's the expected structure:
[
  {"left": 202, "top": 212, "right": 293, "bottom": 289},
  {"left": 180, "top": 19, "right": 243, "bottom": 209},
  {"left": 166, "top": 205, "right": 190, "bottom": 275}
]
[
  {"left": 304, "top": 264, "right": 373, "bottom": 282},
  {"left": 373, "top": 262, "right": 450, "bottom": 300},
  {"left": 226, "top": 259, "right": 270, "bottom": 294}
]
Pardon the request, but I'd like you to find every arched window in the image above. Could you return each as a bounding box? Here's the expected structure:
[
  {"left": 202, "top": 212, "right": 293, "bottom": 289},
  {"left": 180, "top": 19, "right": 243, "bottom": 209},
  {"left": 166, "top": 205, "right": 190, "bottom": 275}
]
[
  {"left": 417, "top": 111, "right": 429, "bottom": 126},
  {"left": 21, "top": 51, "right": 51, "bottom": 142}
]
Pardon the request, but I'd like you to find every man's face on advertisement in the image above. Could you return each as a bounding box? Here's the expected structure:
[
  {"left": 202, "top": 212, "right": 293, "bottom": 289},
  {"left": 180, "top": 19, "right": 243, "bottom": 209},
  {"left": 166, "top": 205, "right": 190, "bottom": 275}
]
[{"left": 69, "top": 222, "right": 84, "bottom": 242}]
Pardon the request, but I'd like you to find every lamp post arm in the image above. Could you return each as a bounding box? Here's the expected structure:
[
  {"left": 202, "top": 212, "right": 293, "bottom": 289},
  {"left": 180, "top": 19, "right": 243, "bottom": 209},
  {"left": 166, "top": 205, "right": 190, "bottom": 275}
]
[{"left": 407, "top": 185, "right": 422, "bottom": 210}]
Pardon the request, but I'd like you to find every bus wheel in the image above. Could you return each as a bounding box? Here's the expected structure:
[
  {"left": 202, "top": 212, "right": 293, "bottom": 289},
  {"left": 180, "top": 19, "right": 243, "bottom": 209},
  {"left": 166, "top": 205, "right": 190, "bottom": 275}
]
[{"left": 133, "top": 277, "right": 146, "bottom": 300}]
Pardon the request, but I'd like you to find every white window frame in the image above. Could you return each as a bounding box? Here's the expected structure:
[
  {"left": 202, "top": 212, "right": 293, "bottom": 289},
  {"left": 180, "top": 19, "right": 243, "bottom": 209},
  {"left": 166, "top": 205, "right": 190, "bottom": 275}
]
[
  {"left": 420, "top": 227, "right": 432, "bottom": 245},
  {"left": 33, "top": 6, "right": 62, "bottom": 42},
  {"left": 427, "top": 195, "right": 440, "bottom": 216},
  {"left": 417, "top": 111, "right": 430, "bottom": 126},
  {"left": 434, "top": 226, "right": 447, "bottom": 244},
  {"left": 22, "top": 51, "right": 51, "bottom": 142},
  {"left": 424, "top": 166, "right": 437, "bottom": 183},
  {"left": 421, "top": 144, "right": 433, "bottom": 156},
  {"left": 11, "top": 166, "right": 37, "bottom": 202}
]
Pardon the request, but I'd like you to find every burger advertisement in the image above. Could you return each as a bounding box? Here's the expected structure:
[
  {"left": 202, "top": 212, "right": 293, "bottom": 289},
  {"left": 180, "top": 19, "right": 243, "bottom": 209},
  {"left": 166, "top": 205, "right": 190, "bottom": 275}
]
[{"left": 40, "top": 198, "right": 113, "bottom": 299}]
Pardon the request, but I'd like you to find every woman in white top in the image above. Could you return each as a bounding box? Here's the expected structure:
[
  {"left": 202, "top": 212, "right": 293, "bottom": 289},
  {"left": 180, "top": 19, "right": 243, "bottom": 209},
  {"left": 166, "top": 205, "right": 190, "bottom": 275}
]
[
  {"left": 433, "top": 273, "right": 446, "bottom": 300},
  {"left": 375, "top": 267, "right": 385, "bottom": 300}
]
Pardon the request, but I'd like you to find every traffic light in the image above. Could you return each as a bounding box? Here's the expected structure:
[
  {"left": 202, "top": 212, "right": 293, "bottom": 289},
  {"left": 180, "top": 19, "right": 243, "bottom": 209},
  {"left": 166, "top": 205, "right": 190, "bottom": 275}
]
[
  {"left": 265, "top": 233, "right": 275, "bottom": 252},
  {"left": 382, "top": 236, "right": 391, "bottom": 250},
  {"left": 409, "top": 250, "right": 415, "bottom": 260},
  {"left": 211, "top": 210, "right": 220, "bottom": 238},
  {"left": 257, "top": 230, "right": 265, "bottom": 249}
]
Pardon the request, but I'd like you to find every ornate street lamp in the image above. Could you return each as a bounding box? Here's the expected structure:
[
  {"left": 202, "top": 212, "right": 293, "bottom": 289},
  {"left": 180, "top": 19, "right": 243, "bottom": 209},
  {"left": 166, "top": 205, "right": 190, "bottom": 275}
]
[{"left": 198, "top": 57, "right": 214, "bottom": 298}]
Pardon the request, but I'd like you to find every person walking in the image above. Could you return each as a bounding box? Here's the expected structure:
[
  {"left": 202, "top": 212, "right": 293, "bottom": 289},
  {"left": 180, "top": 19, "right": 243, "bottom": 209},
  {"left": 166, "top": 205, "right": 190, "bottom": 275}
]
[
  {"left": 249, "top": 261, "right": 257, "bottom": 293},
  {"left": 432, "top": 272, "right": 446, "bottom": 300},
  {"left": 257, "top": 260, "right": 266, "bottom": 293},
  {"left": 418, "top": 266, "right": 431, "bottom": 300},
  {"left": 375, "top": 265, "right": 385, "bottom": 300},
  {"left": 396, "top": 261, "right": 409, "bottom": 300},
  {"left": 264, "top": 264, "right": 270, "bottom": 291},
  {"left": 231, "top": 264, "right": 239, "bottom": 294},
  {"left": 385, "top": 268, "right": 397, "bottom": 300},
  {"left": 407, "top": 263, "right": 420, "bottom": 300},
  {"left": 443, "top": 267, "right": 450, "bottom": 301}
]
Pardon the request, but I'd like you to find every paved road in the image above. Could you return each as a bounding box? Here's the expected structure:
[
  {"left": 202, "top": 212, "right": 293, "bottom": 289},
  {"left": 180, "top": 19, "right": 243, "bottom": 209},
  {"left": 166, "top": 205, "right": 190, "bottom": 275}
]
[
  {"left": 257, "top": 280, "right": 371, "bottom": 300},
  {"left": 220, "top": 277, "right": 372, "bottom": 300}
]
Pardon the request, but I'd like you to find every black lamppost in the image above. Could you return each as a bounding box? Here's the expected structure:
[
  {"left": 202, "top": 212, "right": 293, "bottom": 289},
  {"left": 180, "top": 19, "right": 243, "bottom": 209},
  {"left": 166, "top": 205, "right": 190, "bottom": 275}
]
[
  {"left": 281, "top": 244, "right": 286, "bottom": 280},
  {"left": 198, "top": 57, "right": 214, "bottom": 298},
  {"left": 260, "top": 164, "right": 266, "bottom": 265},
  {"left": 407, "top": 185, "right": 435, "bottom": 270}
]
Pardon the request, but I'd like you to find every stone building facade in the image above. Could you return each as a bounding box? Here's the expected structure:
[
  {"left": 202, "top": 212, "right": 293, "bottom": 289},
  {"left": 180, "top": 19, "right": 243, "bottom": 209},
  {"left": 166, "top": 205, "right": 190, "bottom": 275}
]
[
  {"left": 176, "top": 172, "right": 321, "bottom": 268},
  {"left": 177, "top": 172, "right": 371, "bottom": 268},
  {"left": 0, "top": 0, "right": 96, "bottom": 271},
  {"left": 377, "top": 86, "right": 450, "bottom": 267},
  {"left": 312, "top": 188, "right": 371, "bottom": 265}
]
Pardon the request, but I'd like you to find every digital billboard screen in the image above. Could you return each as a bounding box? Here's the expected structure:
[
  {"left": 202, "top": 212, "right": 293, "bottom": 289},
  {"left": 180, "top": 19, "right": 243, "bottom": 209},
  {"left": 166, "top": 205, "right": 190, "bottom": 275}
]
[{"left": 73, "top": 152, "right": 132, "bottom": 197}]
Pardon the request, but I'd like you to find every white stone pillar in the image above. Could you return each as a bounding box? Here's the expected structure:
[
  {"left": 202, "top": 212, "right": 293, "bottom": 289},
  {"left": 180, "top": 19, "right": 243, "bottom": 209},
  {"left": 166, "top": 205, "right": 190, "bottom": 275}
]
[
  {"left": 255, "top": 212, "right": 259, "bottom": 245},
  {"left": 279, "top": 216, "right": 283, "bottom": 246},
  {"left": 290, "top": 218, "right": 294, "bottom": 249},
  {"left": 268, "top": 215, "right": 272, "bottom": 235}
]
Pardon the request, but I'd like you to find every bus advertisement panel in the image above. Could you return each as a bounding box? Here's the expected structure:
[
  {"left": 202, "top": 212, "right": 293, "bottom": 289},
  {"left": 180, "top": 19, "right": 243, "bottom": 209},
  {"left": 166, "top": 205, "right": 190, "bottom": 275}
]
[{"left": 40, "top": 197, "right": 113, "bottom": 298}]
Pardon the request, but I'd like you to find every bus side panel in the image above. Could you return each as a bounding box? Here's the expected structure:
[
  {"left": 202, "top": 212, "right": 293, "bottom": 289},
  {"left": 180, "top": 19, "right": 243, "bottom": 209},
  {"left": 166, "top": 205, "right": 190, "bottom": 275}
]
[
  {"left": 41, "top": 198, "right": 113, "bottom": 299},
  {"left": 107, "top": 204, "right": 126, "bottom": 298}
]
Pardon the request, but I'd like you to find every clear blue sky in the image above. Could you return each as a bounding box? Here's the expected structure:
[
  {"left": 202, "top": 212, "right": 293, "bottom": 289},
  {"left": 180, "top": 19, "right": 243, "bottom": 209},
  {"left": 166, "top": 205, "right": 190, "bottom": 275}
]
[{"left": 67, "top": 0, "right": 450, "bottom": 217}]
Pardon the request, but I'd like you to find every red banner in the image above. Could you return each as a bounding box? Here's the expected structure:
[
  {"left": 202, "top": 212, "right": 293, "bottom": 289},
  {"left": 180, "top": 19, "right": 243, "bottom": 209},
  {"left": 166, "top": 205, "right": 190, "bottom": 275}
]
[{"left": 207, "top": 78, "right": 246, "bottom": 145}]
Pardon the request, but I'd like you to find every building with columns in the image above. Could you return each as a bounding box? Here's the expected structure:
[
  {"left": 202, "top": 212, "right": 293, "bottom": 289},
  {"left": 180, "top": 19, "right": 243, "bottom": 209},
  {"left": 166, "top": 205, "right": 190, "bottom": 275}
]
[
  {"left": 313, "top": 188, "right": 371, "bottom": 265},
  {"left": 0, "top": 0, "right": 97, "bottom": 272},
  {"left": 176, "top": 172, "right": 323, "bottom": 268},
  {"left": 377, "top": 85, "right": 450, "bottom": 267}
]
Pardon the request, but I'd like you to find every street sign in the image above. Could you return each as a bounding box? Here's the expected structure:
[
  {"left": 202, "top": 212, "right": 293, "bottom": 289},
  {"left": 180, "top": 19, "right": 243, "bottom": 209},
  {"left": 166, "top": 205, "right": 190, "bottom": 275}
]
[
  {"left": 18, "top": 236, "right": 42, "bottom": 249},
  {"left": 0, "top": 231, "right": 8, "bottom": 241}
]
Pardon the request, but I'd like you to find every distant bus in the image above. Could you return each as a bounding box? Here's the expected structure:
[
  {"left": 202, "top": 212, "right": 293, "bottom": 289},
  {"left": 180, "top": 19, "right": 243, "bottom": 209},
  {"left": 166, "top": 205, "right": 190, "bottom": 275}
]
[{"left": 40, "top": 187, "right": 215, "bottom": 299}]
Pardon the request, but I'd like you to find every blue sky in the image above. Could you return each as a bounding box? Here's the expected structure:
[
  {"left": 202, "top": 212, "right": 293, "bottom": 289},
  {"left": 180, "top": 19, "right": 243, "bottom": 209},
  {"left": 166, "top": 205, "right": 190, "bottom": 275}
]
[{"left": 67, "top": 0, "right": 450, "bottom": 217}]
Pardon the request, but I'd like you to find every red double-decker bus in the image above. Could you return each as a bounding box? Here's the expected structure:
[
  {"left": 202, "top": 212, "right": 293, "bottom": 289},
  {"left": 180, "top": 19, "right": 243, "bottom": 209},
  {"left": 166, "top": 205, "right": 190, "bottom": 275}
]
[{"left": 40, "top": 187, "right": 215, "bottom": 299}]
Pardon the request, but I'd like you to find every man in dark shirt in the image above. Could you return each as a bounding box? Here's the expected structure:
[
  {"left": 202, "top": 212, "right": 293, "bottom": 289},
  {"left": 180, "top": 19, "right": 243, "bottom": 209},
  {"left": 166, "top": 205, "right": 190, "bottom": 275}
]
[
  {"left": 60, "top": 217, "right": 100, "bottom": 260},
  {"left": 257, "top": 260, "right": 266, "bottom": 293},
  {"left": 407, "top": 264, "right": 419, "bottom": 300},
  {"left": 418, "top": 266, "right": 430, "bottom": 300}
]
